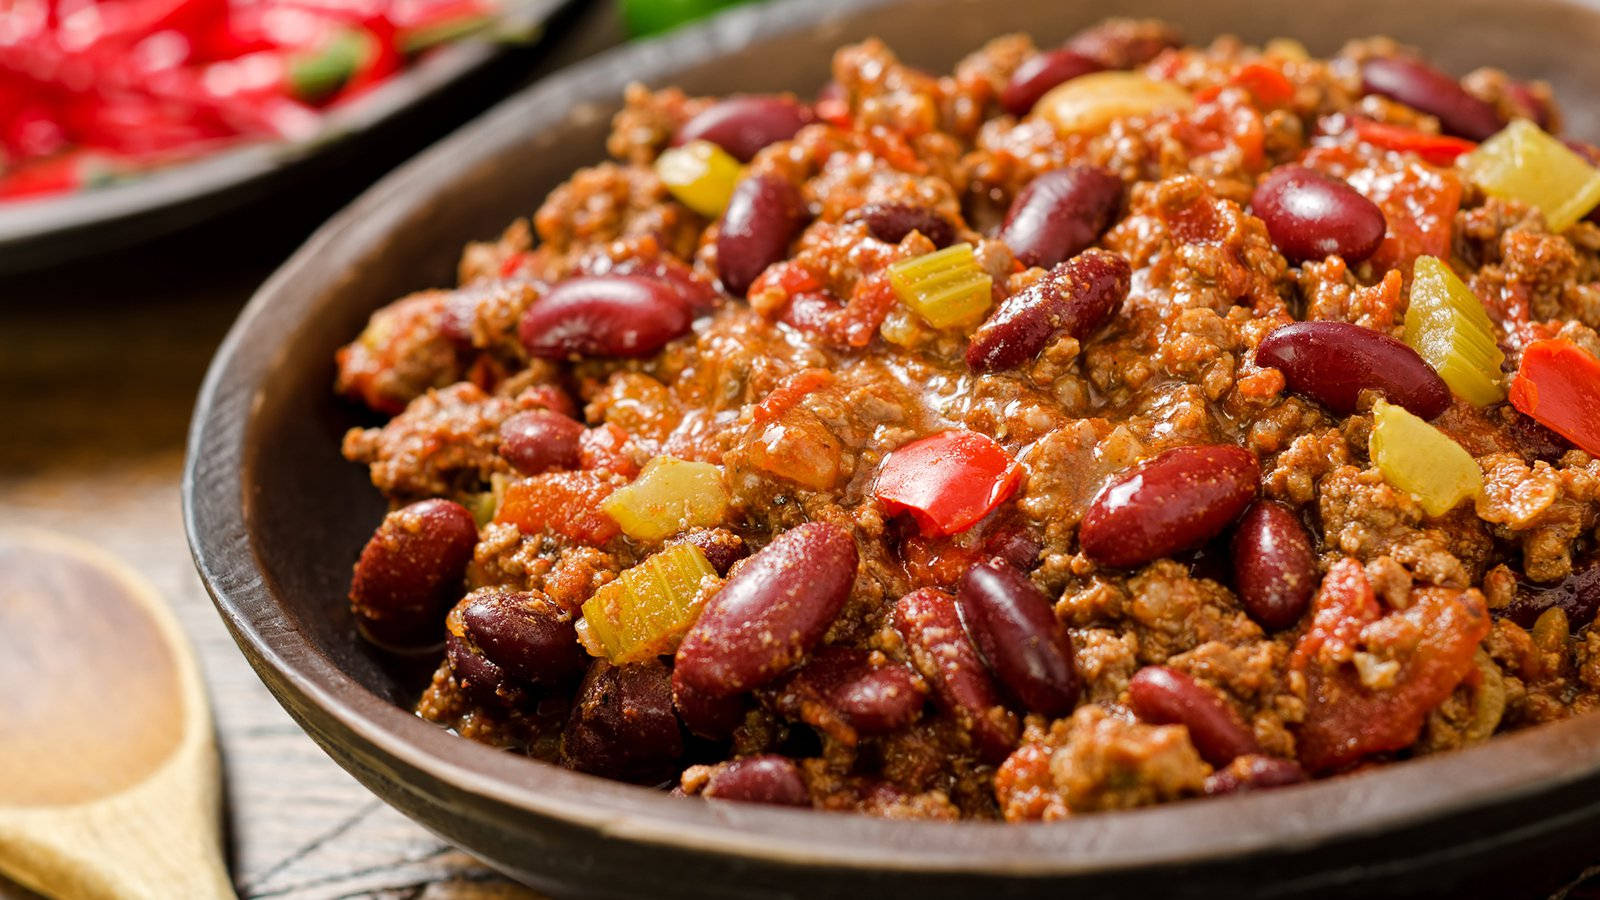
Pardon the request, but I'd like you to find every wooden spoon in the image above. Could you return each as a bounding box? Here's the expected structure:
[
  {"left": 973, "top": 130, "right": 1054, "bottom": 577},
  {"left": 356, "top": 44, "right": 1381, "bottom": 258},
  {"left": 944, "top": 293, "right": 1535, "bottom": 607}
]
[{"left": 0, "top": 529, "right": 233, "bottom": 900}]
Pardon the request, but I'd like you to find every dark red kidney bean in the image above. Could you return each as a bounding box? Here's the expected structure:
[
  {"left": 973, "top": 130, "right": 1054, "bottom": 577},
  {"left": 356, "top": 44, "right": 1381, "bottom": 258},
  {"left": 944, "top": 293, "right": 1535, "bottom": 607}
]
[
  {"left": 1506, "top": 409, "right": 1574, "bottom": 463},
  {"left": 1000, "top": 166, "right": 1122, "bottom": 270},
  {"left": 967, "top": 248, "right": 1130, "bottom": 372},
  {"left": 349, "top": 499, "right": 478, "bottom": 647},
  {"left": 985, "top": 525, "right": 1041, "bottom": 571},
  {"left": 675, "top": 522, "right": 858, "bottom": 696},
  {"left": 893, "top": 587, "right": 1019, "bottom": 764},
  {"left": 1080, "top": 445, "right": 1260, "bottom": 569},
  {"left": 583, "top": 254, "right": 720, "bottom": 315},
  {"left": 702, "top": 755, "right": 811, "bottom": 806},
  {"left": 788, "top": 647, "right": 927, "bottom": 735},
  {"left": 445, "top": 632, "right": 512, "bottom": 705},
  {"left": 666, "top": 527, "right": 748, "bottom": 576},
  {"left": 1064, "top": 19, "right": 1181, "bottom": 70},
  {"left": 561, "top": 659, "right": 683, "bottom": 782},
  {"left": 672, "top": 666, "right": 748, "bottom": 740},
  {"left": 1255, "top": 321, "right": 1451, "bottom": 419},
  {"left": 716, "top": 173, "right": 807, "bottom": 296},
  {"left": 458, "top": 587, "right": 585, "bottom": 686},
  {"left": 1001, "top": 49, "right": 1104, "bottom": 117},
  {"left": 519, "top": 275, "right": 691, "bottom": 359},
  {"left": 956, "top": 559, "right": 1080, "bottom": 716},
  {"left": 1229, "top": 501, "right": 1317, "bottom": 631},
  {"left": 1250, "top": 166, "right": 1386, "bottom": 264},
  {"left": 499, "top": 409, "right": 584, "bottom": 475},
  {"left": 1360, "top": 56, "right": 1505, "bottom": 141},
  {"left": 1127, "top": 665, "right": 1259, "bottom": 767},
  {"left": 1502, "top": 558, "right": 1600, "bottom": 629},
  {"left": 673, "top": 95, "right": 813, "bottom": 163},
  {"left": 843, "top": 203, "right": 957, "bottom": 248},
  {"left": 1204, "top": 755, "right": 1308, "bottom": 796}
]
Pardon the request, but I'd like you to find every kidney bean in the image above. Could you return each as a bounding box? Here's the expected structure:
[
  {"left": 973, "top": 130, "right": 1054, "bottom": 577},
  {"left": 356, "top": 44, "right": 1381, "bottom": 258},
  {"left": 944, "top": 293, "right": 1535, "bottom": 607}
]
[
  {"left": 499, "top": 409, "right": 584, "bottom": 475},
  {"left": 666, "top": 527, "right": 748, "bottom": 576},
  {"left": 716, "top": 173, "right": 807, "bottom": 296},
  {"left": 1255, "top": 321, "right": 1451, "bottom": 419},
  {"left": 893, "top": 587, "right": 1019, "bottom": 764},
  {"left": 1128, "top": 665, "right": 1259, "bottom": 767},
  {"left": 956, "top": 559, "right": 1080, "bottom": 716},
  {"left": 1002, "top": 49, "right": 1104, "bottom": 117},
  {"left": 986, "top": 525, "right": 1042, "bottom": 571},
  {"left": 966, "top": 248, "right": 1130, "bottom": 372},
  {"left": 1203, "top": 755, "right": 1307, "bottom": 796},
  {"left": 673, "top": 96, "right": 813, "bottom": 163},
  {"left": 999, "top": 166, "right": 1122, "bottom": 270},
  {"left": 675, "top": 522, "right": 858, "bottom": 696},
  {"left": 1505, "top": 410, "right": 1573, "bottom": 464},
  {"left": 1080, "top": 445, "right": 1259, "bottom": 569},
  {"left": 672, "top": 666, "right": 748, "bottom": 739},
  {"left": 1064, "top": 19, "right": 1181, "bottom": 70},
  {"left": 561, "top": 659, "right": 683, "bottom": 782},
  {"left": 458, "top": 587, "right": 586, "bottom": 686},
  {"left": 702, "top": 755, "right": 811, "bottom": 806},
  {"left": 1502, "top": 558, "right": 1600, "bottom": 629},
  {"left": 1230, "top": 501, "right": 1317, "bottom": 631},
  {"left": 349, "top": 499, "right": 478, "bottom": 647},
  {"left": 788, "top": 647, "right": 927, "bottom": 735},
  {"left": 843, "top": 203, "right": 957, "bottom": 248},
  {"left": 519, "top": 275, "right": 691, "bottom": 359},
  {"left": 1360, "top": 56, "right": 1504, "bottom": 141},
  {"left": 445, "top": 632, "right": 512, "bottom": 705},
  {"left": 1250, "top": 166, "right": 1386, "bottom": 264}
]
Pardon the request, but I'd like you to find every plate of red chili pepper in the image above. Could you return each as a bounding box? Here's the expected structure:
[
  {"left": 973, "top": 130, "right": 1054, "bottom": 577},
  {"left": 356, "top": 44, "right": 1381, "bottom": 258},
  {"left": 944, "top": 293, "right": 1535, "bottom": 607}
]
[{"left": 0, "top": 0, "right": 569, "bottom": 270}]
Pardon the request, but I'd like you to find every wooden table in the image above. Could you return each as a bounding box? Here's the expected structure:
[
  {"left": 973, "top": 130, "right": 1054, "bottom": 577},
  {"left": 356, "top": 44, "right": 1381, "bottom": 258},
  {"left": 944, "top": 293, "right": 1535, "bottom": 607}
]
[{"left": 0, "top": 6, "right": 621, "bottom": 897}]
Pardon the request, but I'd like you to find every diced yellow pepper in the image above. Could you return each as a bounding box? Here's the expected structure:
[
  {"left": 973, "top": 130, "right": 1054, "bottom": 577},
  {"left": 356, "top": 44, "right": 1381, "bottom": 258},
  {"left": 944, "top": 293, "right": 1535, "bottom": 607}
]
[
  {"left": 1369, "top": 399, "right": 1483, "bottom": 517},
  {"left": 1036, "top": 71, "right": 1193, "bottom": 134},
  {"left": 1460, "top": 119, "right": 1600, "bottom": 233},
  {"left": 1405, "top": 255, "right": 1506, "bottom": 406},
  {"left": 886, "top": 242, "right": 993, "bottom": 328},
  {"left": 601, "top": 456, "right": 730, "bottom": 541},
  {"left": 655, "top": 140, "right": 743, "bottom": 217},
  {"left": 579, "top": 543, "right": 719, "bottom": 663}
]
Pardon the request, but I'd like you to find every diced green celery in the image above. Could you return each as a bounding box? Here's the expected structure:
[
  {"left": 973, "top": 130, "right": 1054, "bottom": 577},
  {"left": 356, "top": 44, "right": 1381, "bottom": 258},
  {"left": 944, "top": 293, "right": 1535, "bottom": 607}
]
[
  {"left": 601, "top": 456, "right": 729, "bottom": 541},
  {"left": 579, "top": 543, "right": 719, "bottom": 662},
  {"left": 655, "top": 140, "right": 742, "bottom": 217},
  {"left": 1461, "top": 119, "right": 1600, "bottom": 232},
  {"left": 886, "top": 242, "right": 993, "bottom": 328},
  {"left": 1405, "top": 255, "right": 1506, "bottom": 406},
  {"left": 1370, "top": 399, "right": 1483, "bottom": 517}
]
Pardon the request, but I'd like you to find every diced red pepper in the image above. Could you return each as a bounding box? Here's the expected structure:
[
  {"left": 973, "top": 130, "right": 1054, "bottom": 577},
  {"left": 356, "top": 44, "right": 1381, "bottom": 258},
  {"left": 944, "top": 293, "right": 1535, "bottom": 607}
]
[
  {"left": 875, "top": 430, "right": 1022, "bottom": 537},
  {"left": 1352, "top": 119, "right": 1477, "bottom": 165},
  {"left": 1231, "top": 62, "right": 1294, "bottom": 107},
  {"left": 495, "top": 472, "right": 621, "bottom": 546},
  {"left": 1509, "top": 339, "right": 1600, "bottom": 457}
]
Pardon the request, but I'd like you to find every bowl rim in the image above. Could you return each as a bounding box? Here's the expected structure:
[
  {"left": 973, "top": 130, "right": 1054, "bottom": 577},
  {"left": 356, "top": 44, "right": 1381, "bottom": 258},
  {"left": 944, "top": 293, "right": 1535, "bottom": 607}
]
[{"left": 184, "top": 0, "right": 1600, "bottom": 876}]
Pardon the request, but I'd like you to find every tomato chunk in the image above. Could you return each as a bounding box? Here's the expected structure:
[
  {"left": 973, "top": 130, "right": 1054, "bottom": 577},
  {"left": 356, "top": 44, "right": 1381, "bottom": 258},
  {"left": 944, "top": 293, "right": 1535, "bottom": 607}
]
[
  {"left": 495, "top": 472, "right": 622, "bottom": 546},
  {"left": 875, "top": 430, "right": 1021, "bottom": 537},
  {"left": 1509, "top": 339, "right": 1600, "bottom": 457}
]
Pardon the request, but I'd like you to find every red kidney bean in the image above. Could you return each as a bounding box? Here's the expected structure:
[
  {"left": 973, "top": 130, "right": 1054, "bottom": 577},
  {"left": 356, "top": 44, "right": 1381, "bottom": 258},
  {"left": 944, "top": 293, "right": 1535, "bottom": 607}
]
[
  {"left": 967, "top": 248, "right": 1130, "bottom": 372},
  {"left": 1229, "top": 501, "right": 1317, "bottom": 631},
  {"left": 519, "top": 275, "right": 691, "bottom": 359},
  {"left": 1204, "top": 755, "right": 1308, "bottom": 796},
  {"left": 702, "top": 755, "right": 811, "bottom": 806},
  {"left": 561, "top": 659, "right": 683, "bottom": 782},
  {"left": 1255, "top": 321, "right": 1451, "bottom": 419},
  {"left": 672, "top": 666, "right": 748, "bottom": 739},
  {"left": 985, "top": 525, "right": 1042, "bottom": 571},
  {"left": 499, "top": 409, "right": 584, "bottom": 475},
  {"left": 446, "top": 632, "right": 512, "bottom": 705},
  {"left": 1064, "top": 19, "right": 1181, "bottom": 70},
  {"left": 673, "top": 95, "right": 813, "bottom": 163},
  {"left": 1128, "top": 665, "right": 1259, "bottom": 767},
  {"left": 1360, "top": 56, "right": 1504, "bottom": 141},
  {"left": 675, "top": 522, "right": 858, "bottom": 696},
  {"left": 787, "top": 647, "right": 927, "bottom": 735},
  {"left": 893, "top": 587, "right": 1019, "bottom": 764},
  {"left": 1506, "top": 409, "right": 1573, "bottom": 463},
  {"left": 1502, "top": 557, "right": 1600, "bottom": 629},
  {"left": 1001, "top": 49, "right": 1104, "bottom": 117},
  {"left": 1080, "top": 445, "right": 1259, "bottom": 569},
  {"left": 349, "top": 499, "right": 478, "bottom": 647},
  {"left": 1250, "top": 166, "right": 1386, "bottom": 264},
  {"left": 956, "top": 559, "right": 1080, "bottom": 716},
  {"left": 843, "top": 203, "right": 957, "bottom": 248},
  {"left": 582, "top": 254, "right": 720, "bottom": 315},
  {"left": 716, "top": 173, "right": 807, "bottom": 296},
  {"left": 999, "top": 166, "right": 1122, "bottom": 270},
  {"left": 458, "top": 587, "right": 586, "bottom": 686},
  {"left": 666, "top": 527, "right": 748, "bottom": 576}
]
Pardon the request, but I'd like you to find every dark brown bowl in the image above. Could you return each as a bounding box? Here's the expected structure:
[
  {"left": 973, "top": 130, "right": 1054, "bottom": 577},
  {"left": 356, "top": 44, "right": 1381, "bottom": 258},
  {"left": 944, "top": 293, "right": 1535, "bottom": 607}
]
[{"left": 183, "top": 1, "right": 1600, "bottom": 896}]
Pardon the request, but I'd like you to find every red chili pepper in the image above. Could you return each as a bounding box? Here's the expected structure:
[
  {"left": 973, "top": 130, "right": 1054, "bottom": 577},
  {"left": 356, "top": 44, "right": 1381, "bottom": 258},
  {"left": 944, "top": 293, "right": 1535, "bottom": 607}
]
[
  {"left": 1352, "top": 119, "right": 1476, "bottom": 165},
  {"left": 875, "top": 430, "right": 1022, "bottom": 537},
  {"left": 1509, "top": 339, "right": 1600, "bottom": 456}
]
